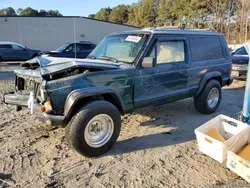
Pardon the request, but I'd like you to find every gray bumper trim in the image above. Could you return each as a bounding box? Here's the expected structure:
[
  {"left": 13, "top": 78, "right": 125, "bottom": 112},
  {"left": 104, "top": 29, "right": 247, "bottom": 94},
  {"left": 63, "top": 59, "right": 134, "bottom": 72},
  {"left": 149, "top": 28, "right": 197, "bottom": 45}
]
[
  {"left": 4, "top": 92, "right": 65, "bottom": 126},
  {"left": 4, "top": 92, "right": 29, "bottom": 107}
]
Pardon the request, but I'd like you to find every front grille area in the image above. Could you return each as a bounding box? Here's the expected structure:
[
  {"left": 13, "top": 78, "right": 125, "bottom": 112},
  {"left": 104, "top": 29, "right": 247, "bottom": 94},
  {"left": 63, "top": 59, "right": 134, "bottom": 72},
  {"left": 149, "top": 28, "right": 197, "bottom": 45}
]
[{"left": 15, "top": 75, "right": 47, "bottom": 104}]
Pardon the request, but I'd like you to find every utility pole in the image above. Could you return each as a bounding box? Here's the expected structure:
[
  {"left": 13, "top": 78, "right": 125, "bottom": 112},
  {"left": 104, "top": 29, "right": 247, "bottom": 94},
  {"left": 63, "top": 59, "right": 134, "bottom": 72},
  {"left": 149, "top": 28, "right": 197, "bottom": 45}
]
[
  {"left": 241, "top": 0, "right": 246, "bottom": 43},
  {"left": 246, "top": 14, "right": 250, "bottom": 41},
  {"left": 246, "top": 18, "right": 248, "bottom": 42}
]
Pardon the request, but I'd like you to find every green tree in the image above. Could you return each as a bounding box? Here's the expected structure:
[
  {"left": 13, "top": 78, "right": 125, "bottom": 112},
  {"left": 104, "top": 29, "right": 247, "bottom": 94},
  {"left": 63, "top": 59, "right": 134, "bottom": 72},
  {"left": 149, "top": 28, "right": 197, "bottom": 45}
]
[
  {"left": 184, "top": 0, "right": 209, "bottom": 28},
  {"left": 16, "top": 8, "right": 23, "bottom": 15},
  {"left": 156, "top": 0, "right": 167, "bottom": 26},
  {"left": 0, "top": 7, "right": 16, "bottom": 16},
  {"left": 136, "top": 0, "right": 157, "bottom": 28},
  {"left": 88, "top": 14, "right": 96, "bottom": 19},
  {"left": 127, "top": 4, "right": 139, "bottom": 26},
  {"left": 39, "top": 9, "right": 47, "bottom": 16},
  {"left": 94, "top": 8, "right": 112, "bottom": 21},
  {"left": 19, "top": 7, "right": 39, "bottom": 16},
  {"left": 109, "top": 5, "right": 129, "bottom": 24},
  {"left": 46, "top": 10, "right": 62, "bottom": 16}
]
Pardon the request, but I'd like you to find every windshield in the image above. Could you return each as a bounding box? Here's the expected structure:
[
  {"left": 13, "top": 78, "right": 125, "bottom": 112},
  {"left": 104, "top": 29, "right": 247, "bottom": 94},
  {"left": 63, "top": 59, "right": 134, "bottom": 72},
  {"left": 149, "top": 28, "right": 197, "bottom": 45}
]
[
  {"left": 88, "top": 34, "right": 149, "bottom": 63},
  {"left": 57, "top": 43, "right": 69, "bottom": 52},
  {"left": 235, "top": 47, "right": 248, "bottom": 55}
]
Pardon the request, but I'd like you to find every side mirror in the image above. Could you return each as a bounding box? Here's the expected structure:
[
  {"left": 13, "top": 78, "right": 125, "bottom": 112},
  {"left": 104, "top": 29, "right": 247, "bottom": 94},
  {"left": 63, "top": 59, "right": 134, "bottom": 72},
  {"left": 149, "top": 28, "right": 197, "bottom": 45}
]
[{"left": 142, "top": 57, "right": 156, "bottom": 68}]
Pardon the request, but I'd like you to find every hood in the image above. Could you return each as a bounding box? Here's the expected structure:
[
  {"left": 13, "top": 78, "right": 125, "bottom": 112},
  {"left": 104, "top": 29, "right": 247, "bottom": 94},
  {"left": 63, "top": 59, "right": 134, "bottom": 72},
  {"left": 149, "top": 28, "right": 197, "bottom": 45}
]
[
  {"left": 28, "top": 48, "right": 41, "bottom": 53},
  {"left": 22, "top": 56, "right": 123, "bottom": 76},
  {"left": 232, "top": 55, "right": 249, "bottom": 64}
]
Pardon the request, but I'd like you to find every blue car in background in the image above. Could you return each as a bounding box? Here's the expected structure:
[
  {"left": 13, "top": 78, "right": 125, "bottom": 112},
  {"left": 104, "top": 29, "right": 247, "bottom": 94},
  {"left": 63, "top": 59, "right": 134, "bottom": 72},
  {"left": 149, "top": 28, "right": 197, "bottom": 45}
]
[
  {"left": 0, "top": 42, "right": 41, "bottom": 62},
  {"left": 40, "top": 41, "right": 96, "bottom": 58},
  {"left": 231, "top": 46, "right": 249, "bottom": 80}
]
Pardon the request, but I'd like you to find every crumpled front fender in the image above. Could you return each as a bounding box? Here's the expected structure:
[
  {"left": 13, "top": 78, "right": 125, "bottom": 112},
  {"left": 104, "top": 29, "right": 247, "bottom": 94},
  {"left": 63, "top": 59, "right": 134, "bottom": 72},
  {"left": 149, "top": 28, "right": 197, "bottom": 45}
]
[{"left": 64, "top": 86, "right": 125, "bottom": 121}]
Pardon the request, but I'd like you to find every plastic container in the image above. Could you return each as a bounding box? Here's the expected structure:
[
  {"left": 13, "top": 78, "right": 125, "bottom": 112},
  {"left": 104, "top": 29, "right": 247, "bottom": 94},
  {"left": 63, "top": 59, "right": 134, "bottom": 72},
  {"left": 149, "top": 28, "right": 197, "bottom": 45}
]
[
  {"left": 195, "top": 115, "right": 249, "bottom": 163},
  {"left": 227, "top": 128, "right": 250, "bottom": 183}
]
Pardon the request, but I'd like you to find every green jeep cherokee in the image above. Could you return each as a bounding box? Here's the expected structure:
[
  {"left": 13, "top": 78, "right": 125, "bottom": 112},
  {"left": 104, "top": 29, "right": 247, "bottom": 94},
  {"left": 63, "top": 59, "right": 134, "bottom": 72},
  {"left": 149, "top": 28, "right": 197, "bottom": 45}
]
[{"left": 4, "top": 28, "right": 233, "bottom": 157}]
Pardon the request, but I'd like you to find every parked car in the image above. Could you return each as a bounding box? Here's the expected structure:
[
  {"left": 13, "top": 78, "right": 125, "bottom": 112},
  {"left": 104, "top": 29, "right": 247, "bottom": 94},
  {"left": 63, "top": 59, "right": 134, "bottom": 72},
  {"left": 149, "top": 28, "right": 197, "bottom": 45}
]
[
  {"left": 228, "top": 47, "right": 234, "bottom": 53},
  {"left": 4, "top": 28, "right": 232, "bottom": 157},
  {"left": 0, "top": 42, "right": 40, "bottom": 62},
  {"left": 231, "top": 46, "right": 249, "bottom": 80},
  {"left": 40, "top": 42, "right": 96, "bottom": 58}
]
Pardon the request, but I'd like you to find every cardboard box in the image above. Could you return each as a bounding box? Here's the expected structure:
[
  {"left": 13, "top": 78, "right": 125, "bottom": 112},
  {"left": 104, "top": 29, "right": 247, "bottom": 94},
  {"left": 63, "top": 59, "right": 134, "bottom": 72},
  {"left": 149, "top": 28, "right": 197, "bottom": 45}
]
[
  {"left": 195, "top": 115, "right": 249, "bottom": 163},
  {"left": 227, "top": 128, "right": 250, "bottom": 183}
]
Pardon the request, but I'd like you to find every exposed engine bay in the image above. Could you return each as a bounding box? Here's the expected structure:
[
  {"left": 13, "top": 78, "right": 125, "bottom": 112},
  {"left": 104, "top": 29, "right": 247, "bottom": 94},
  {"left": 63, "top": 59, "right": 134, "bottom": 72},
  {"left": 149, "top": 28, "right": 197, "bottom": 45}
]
[{"left": 21, "top": 56, "right": 119, "bottom": 81}]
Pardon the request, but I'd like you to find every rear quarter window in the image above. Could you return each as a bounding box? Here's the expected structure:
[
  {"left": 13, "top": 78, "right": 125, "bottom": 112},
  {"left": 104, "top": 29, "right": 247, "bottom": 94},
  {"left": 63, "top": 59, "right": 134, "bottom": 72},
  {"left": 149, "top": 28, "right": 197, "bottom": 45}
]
[{"left": 189, "top": 36, "right": 224, "bottom": 61}]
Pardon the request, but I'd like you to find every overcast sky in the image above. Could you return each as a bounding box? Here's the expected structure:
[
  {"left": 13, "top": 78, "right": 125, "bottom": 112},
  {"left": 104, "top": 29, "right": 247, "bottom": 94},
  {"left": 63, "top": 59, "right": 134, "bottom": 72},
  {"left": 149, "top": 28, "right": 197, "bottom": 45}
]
[{"left": 0, "top": 0, "right": 137, "bottom": 16}]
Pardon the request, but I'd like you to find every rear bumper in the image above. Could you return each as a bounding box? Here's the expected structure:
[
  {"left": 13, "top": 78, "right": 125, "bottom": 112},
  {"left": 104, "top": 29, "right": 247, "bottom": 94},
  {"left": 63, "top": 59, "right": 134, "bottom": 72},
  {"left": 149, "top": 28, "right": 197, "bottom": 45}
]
[
  {"left": 231, "top": 70, "right": 247, "bottom": 80},
  {"left": 3, "top": 92, "right": 65, "bottom": 126}
]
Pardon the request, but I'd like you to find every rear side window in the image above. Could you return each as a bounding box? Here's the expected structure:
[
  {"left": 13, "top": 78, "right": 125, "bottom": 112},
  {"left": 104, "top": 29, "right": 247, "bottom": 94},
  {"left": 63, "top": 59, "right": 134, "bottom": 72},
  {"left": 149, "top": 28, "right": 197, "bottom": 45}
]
[
  {"left": 189, "top": 36, "right": 224, "bottom": 61},
  {"left": 81, "top": 44, "right": 91, "bottom": 50},
  {"left": 0, "top": 44, "right": 12, "bottom": 49}
]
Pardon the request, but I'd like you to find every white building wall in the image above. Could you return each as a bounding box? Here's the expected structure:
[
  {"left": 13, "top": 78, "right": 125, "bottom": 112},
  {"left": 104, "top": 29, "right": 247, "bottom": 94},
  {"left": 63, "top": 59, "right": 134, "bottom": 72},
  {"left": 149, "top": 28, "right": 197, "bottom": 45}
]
[{"left": 0, "top": 17, "right": 138, "bottom": 51}]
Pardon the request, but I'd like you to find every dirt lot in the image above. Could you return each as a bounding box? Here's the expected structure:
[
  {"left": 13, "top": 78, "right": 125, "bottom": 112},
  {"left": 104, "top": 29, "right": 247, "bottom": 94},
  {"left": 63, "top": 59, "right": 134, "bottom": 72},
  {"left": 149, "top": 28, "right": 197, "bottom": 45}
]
[{"left": 0, "top": 64, "right": 249, "bottom": 188}]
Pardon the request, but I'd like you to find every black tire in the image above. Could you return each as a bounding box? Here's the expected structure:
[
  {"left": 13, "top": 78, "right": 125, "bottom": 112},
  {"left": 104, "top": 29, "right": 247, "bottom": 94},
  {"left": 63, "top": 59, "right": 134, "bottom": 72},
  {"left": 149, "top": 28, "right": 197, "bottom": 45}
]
[
  {"left": 65, "top": 100, "right": 121, "bottom": 157},
  {"left": 0, "top": 56, "right": 2, "bottom": 63},
  {"left": 194, "top": 79, "right": 221, "bottom": 114}
]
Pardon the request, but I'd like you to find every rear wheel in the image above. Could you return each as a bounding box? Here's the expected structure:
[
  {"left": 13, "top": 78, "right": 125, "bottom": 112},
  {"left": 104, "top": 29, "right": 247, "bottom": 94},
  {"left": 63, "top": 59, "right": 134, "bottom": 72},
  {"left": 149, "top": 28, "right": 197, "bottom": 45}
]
[
  {"left": 194, "top": 79, "right": 221, "bottom": 114},
  {"left": 65, "top": 100, "right": 121, "bottom": 157}
]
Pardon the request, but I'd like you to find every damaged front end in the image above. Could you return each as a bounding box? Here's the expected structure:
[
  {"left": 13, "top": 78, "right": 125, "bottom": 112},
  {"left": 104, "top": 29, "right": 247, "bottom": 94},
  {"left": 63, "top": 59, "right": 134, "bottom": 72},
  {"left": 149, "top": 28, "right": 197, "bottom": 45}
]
[
  {"left": 4, "top": 69, "right": 44, "bottom": 108},
  {"left": 3, "top": 56, "right": 120, "bottom": 126},
  {"left": 3, "top": 68, "right": 64, "bottom": 126}
]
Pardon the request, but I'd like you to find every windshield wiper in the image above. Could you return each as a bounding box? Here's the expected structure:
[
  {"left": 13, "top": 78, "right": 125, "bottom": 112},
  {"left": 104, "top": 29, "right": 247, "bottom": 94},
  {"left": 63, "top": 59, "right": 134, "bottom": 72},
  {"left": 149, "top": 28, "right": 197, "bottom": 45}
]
[
  {"left": 98, "top": 56, "right": 118, "bottom": 63},
  {"left": 87, "top": 55, "right": 97, "bottom": 59}
]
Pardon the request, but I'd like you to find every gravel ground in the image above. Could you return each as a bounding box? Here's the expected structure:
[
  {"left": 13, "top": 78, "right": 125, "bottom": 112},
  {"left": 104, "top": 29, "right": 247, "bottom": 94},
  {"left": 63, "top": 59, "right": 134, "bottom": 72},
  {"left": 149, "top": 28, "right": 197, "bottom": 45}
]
[{"left": 0, "top": 63, "right": 249, "bottom": 188}]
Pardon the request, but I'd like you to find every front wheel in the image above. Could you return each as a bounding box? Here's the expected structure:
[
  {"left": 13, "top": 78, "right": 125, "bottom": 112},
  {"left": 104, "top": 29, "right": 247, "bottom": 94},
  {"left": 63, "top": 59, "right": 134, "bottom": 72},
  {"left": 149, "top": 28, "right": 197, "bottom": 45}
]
[
  {"left": 194, "top": 79, "right": 221, "bottom": 114},
  {"left": 65, "top": 100, "right": 121, "bottom": 157}
]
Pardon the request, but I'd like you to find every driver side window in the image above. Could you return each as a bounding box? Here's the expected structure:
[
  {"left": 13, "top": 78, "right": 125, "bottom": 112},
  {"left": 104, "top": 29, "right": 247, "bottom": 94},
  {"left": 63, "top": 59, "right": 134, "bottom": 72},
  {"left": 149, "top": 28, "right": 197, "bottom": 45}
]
[
  {"left": 147, "top": 40, "right": 185, "bottom": 64},
  {"left": 65, "top": 44, "right": 73, "bottom": 52},
  {"left": 65, "top": 44, "right": 81, "bottom": 52}
]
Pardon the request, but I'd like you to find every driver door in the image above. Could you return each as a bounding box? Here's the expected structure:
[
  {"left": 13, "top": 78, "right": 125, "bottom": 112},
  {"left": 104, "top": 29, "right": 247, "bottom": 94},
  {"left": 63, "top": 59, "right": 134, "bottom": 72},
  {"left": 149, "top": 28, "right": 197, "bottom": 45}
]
[
  {"left": 134, "top": 35, "right": 189, "bottom": 107},
  {"left": 11, "top": 45, "right": 30, "bottom": 60}
]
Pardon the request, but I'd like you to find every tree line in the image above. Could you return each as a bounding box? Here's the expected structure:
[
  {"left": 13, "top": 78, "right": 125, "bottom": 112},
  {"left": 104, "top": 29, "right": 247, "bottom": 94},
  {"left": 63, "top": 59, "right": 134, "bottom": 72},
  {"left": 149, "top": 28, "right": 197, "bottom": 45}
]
[
  {"left": 88, "top": 0, "right": 250, "bottom": 44},
  {"left": 0, "top": 7, "right": 62, "bottom": 17}
]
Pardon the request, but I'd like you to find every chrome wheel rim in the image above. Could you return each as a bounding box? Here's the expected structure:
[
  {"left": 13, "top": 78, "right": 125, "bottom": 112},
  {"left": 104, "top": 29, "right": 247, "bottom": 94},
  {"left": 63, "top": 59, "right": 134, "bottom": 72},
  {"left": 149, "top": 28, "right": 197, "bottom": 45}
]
[
  {"left": 84, "top": 114, "right": 114, "bottom": 148},
  {"left": 207, "top": 88, "right": 219, "bottom": 108}
]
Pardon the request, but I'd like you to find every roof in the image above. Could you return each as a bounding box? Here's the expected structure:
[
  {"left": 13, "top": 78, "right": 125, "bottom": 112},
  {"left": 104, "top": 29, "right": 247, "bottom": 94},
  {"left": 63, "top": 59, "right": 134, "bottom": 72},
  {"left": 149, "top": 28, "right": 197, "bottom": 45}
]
[
  {"left": 62, "top": 41, "right": 93, "bottom": 45},
  {"left": 119, "top": 28, "right": 221, "bottom": 36},
  {"left": 0, "top": 16, "right": 139, "bottom": 29},
  {"left": 0, "top": 41, "right": 25, "bottom": 47}
]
